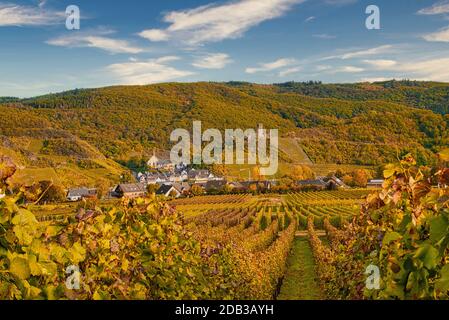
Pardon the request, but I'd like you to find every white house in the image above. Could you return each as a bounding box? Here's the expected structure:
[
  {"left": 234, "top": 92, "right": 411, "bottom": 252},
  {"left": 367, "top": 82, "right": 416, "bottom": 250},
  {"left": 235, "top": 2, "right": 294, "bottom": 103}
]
[
  {"left": 147, "top": 150, "right": 175, "bottom": 171},
  {"left": 156, "top": 184, "right": 181, "bottom": 198},
  {"left": 67, "top": 188, "right": 97, "bottom": 202},
  {"left": 147, "top": 150, "right": 159, "bottom": 168},
  {"left": 367, "top": 179, "right": 384, "bottom": 189}
]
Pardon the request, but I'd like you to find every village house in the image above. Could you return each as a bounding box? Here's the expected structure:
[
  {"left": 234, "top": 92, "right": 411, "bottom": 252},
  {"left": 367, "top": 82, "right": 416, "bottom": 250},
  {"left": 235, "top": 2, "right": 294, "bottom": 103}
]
[
  {"left": 228, "top": 181, "right": 246, "bottom": 192},
  {"left": 367, "top": 179, "right": 384, "bottom": 189},
  {"left": 188, "top": 169, "right": 217, "bottom": 183},
  {"left": 169, "top": 174, "right": 184, "bottom": 183},
  {"left": 205, "top": 180, "right": 228, "bottom": 193},
  {"left": 322, "top": 176, "right": 347, "bottom": 190},
  {"left": 172, "top": 182, "right": 191, "bottom": 195},
  {"left": 113, "top": 183, "right": 147, "bottom": 199},
  {"left": 240, "top": 180, "right": 275, "bottom": 192},
  {"left": 296, "top": 179, "right": 327, "bottom": 190},
  {"left": 156, "top": 184, "right": 181, "bottom": 198},
  {"left": 67, "top": 188, "right": 97, "bottom": 202},
  {"left": 147, "top": 150, "right": 175, "bottom": 171},
  {"left": 139, "top": 172, "right": 169, "bottom": 185}
]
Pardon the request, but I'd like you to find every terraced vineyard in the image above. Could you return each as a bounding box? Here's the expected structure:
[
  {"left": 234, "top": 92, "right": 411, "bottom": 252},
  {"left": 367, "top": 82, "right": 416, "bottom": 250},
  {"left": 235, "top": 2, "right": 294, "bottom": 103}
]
[
  {"left": 285, "top": 190, "right": 371, "bottom": 228},
  {"left": 168, "top": 189, "right": 374, "bottom": 300},
  {"left": 22, "top": 188, "right": 373, "bottom": 300}
]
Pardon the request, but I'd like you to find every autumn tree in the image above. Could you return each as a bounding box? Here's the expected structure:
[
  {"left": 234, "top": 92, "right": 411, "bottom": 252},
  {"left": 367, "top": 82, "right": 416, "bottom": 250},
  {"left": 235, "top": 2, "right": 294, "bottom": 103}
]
[
  {"left": 211, "top": 164, "right": 227, "bottom": 177},
  {"left": 191, "top": 184, "right": 204, "bottom": 196},
  {"left": 290, "top": 165, "right": 315, "bottom": 180},
  {"left": 352, "top": 169, "right": 369, "bottom": 188},
  {"left": 147, "top": 184, "right": 159, "bottom": 195}
]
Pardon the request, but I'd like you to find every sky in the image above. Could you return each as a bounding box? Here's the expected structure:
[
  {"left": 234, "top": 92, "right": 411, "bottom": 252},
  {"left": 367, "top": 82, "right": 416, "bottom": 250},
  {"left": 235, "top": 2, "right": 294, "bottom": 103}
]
[{"left": 1, "top": 0, "right": 449, "bottom": 97}]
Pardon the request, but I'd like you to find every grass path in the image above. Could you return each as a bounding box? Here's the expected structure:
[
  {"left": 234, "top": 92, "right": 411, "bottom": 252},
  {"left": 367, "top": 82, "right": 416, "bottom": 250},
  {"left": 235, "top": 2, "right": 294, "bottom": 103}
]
[{"left": 277, "top": 237, "right": 323, "bottom": 300}]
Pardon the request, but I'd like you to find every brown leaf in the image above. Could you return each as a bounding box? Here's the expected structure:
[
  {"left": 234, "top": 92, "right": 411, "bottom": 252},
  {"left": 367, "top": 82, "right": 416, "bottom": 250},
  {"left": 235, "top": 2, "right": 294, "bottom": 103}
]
[{"left": 393, "top": 191, "right": 402, "bottom": 205}]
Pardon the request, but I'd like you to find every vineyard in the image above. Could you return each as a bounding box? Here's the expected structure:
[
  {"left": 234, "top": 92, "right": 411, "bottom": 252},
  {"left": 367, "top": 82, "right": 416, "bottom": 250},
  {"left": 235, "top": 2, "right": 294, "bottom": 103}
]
[
  {"left": 1, "top": 153, "right": 449, "bottom": 300},
  {"left": 167, "top": 189, "right": 371, "bottom": 299}
]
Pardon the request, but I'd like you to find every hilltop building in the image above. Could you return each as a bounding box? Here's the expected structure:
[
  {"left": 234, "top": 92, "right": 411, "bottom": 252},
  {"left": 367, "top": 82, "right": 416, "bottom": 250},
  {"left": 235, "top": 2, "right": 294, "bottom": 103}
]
[{"left": 147, "top": 149, "right": 175, "bottom": 171}]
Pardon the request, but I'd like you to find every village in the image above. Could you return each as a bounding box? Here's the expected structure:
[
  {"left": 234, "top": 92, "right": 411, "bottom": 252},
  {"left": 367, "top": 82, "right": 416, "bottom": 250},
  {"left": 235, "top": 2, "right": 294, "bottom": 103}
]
[{"left": 65, "top": 149, "right": 385, "bottom": 202}]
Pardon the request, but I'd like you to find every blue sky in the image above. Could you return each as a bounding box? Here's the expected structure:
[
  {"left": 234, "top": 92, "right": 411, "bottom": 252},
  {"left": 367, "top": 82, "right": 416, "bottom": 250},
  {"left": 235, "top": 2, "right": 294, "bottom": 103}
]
[{"left": 1, "top": 0, "right": 449, "bottom": 97}]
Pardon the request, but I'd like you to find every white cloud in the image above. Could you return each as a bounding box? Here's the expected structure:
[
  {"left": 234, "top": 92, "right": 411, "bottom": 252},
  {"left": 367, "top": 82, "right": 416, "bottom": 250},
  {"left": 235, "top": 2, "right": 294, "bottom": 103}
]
[
  {"left": 341, "top": 45, "right": 394, "bottom": 59},
  {"left": 304, "top": 16, "right": 315, "bottom": 23},
  {"left": 360, "top": 77, "right": 391, "bottom": 83},
  {"left": 139, "top": 0, "right": 305, "bottom": 45},
  {"left": 363, "top": 59, "right": 397, "bottom": 68},
  {"left": 138, "top": 29, "right": 170, "bottom": 41},
  {"left": 313, "top": 33, "right": 336, "bottom": 39},
  {"left": 106, "top": 56, "right": 194, "bottom": 85},
  {"left": 192, "top": 53, "right": 233, "bottom": 69},
  {"left": 418, "top": 1, "right": 449, "bottom": 15},
  {"left": 322, "top": 45, "right": 395, "bottom": 60},
  {"left": 38, "top": 0, "right": 47, "bottom": 9},
  {"left": 337, "top": 66, "right": 364, "bottom": 73},
  {"left": 279, "top": 66, "right": 302, "bottom": 77},
  {"left": 0, "top": 3, "right": 63, "bottom": 26},
  {"left": 423, "top": 26, "right": 449, "bottom": 42},
  {"left": 245, "top": 58, "right": 297, "bottom": 74},
  {"left": 324, "top": 0, "right": 358, "bottom": 6},
  {"left": 392, "top": 58, "right": 449, "bottom": 81},
  {"left": 47, "top": 30, "right": 144, "bottom": 54},
  {"left": 360, "top": 55, "right": 449, "bottom": 81},
  {"left": 324, "top": 66, "right": 364, "bottom": 74},
  {"left": 316, "top": 65, "right": 332, "bottom": 71}
]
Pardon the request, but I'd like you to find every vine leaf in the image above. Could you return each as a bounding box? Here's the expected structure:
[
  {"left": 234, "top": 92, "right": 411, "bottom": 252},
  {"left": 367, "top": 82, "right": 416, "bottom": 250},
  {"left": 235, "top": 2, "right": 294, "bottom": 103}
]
[
  {"left": 9, "top": 256, "right": 31, "bottom": 280},
  {"left": 436, "top": 265, "right": 449, "bottom": 292}
]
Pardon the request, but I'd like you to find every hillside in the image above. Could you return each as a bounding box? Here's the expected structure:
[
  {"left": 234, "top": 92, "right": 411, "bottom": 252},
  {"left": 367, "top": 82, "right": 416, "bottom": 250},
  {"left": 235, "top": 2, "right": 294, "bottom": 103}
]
[
  {"left": 0, "top": 81, "right": 448, "bottom": 185},
  {"left": 0, "top": 104, "right": 126, "bottom": 188},
  {"left": 265, "top": 80, "right": 449, "bottom": 114}
]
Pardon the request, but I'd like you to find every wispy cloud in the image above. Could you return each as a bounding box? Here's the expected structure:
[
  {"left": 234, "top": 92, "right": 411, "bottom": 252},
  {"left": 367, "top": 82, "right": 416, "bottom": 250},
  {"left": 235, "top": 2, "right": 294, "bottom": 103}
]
[
  {"left": 362, "top": 56, "right": 449, "bottom": 81},
  {"left": 360, "top": 77, "right": 391, "bottom": 83},
  {"left": 423, "top": 26, "right": 449, "bottom": 42},
  {"left": 324, "top": 0, "right": 358, "bottom": 6},
  {"left": 192, "top": 53, "right": 233, "bottom": 69},
  {"left": 313, "top": 33, "right": 336, "bottom": 39},
  {"left": 38, "top": 0, "right": 47, "bottom": 9},
  {"left": 279, "top": 66, "right": 302, "bottom": 77},
  {"left": 138, "top": 0, "right": 305, "bottom": 45},
  {"left": 304, "top": 16, "right": 315, "bottom": 23},
  {"left": 316, "top": 65, "right": 331, "bottom": 71},
  {"left": 322, "top": 45, "right": 395, "bottom": 60},
  {"left": 47, "top": 29, "right": 144, "bottom": 54},
  {"left": 418, "top": 1, "right": 449, "bottom": 15},
  {"left": 138, "top": 29, "right": 170, "bottom": 42},
  {"left": 363, "top": 59, "right": 397, "bottom": 68},
  {"left": 106, "top": 56, "right": 194, "bottom": 85},
  {"left": 0, "top": 2, "right": 63, "bottom": 26},
  {"left": 335, "top": 66, "right": 364, "bottom": 73},
  {"left": 245, "top": 58, "right": 297, "bottom": 74}
]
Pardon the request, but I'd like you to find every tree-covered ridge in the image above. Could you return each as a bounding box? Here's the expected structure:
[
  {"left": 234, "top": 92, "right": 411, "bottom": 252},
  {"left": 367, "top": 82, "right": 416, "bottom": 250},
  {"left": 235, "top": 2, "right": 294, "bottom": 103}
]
[
  {"left": 0, "top": 97, "right": 19, "bottom": 104},
  {"left": 261, "top": 80, "right": 449, "bottom": 115},
  {"left": 0, "top": 81, "right": 448, "bottom": 167}
]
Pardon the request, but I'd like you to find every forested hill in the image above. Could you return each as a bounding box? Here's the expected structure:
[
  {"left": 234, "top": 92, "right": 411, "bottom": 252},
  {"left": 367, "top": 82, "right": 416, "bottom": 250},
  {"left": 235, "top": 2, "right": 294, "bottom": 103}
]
[
  {"left": 0, "top": 97, "right": 19, "bottom": 103},
  {"left": 258, "top": 80, "right": 449, "bottom": 115},
  {"left": 0, "top": 81, "right": 448, "bottom": 168}
]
